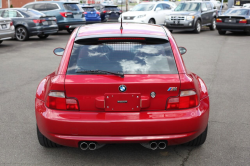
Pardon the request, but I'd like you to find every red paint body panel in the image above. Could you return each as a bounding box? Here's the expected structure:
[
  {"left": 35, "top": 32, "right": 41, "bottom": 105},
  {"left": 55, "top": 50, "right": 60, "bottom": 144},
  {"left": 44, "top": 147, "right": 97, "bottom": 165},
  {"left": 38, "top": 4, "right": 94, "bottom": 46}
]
[
  {"left": 36, "top": 97, "right": 209, "bottom": 147},
  {"left": 35, "top": 23, "right": 209, "bottom": 148}
]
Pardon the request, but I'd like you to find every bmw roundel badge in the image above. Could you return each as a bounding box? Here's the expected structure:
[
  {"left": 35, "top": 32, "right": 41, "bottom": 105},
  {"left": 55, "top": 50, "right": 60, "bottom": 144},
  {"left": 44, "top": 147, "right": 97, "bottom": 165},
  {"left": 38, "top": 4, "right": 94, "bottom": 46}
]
[{"left": 119, "top": 85, "right": 126, "bottom": 92}]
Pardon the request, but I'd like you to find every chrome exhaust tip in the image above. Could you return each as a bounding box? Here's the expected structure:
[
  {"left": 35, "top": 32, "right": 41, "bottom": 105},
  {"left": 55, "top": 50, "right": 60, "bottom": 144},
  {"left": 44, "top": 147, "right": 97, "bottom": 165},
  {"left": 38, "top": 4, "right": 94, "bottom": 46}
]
[
  {"left": 80, "top": 142, "right": 89, "bottom": 150},
  {"left": 89, "top": 142, "right": 97, "bottom": 150},
  {"left": 150, "top": 142, "right": 158, "bottom": 150},
  {"left": 158, "top": 142, "right": 167, "bottom": 150}
]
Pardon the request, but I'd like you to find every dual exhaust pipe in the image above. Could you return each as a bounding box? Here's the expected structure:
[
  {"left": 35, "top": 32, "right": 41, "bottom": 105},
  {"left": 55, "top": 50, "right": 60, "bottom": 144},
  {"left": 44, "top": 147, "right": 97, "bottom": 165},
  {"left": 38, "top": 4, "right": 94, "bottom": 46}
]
[
  {"left": 140, "top": 141, "right": 167, "bottom": 150},
  {"left": 79, "top": 142, "right": 105, "bottom": 150}
]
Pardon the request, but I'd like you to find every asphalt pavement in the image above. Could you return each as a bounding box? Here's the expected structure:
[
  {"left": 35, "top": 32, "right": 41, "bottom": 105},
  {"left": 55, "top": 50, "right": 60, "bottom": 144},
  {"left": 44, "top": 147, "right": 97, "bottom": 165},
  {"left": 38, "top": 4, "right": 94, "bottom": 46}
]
[{"left": 0, "top": 27, "right": 249, "bottom": 165}]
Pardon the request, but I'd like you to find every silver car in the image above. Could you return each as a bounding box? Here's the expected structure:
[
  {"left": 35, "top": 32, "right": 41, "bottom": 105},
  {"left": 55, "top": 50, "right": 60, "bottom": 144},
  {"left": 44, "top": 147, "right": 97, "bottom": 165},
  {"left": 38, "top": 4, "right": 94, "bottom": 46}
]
[{"left": 0, "top": 17, "right": 15, "bottom": 44}]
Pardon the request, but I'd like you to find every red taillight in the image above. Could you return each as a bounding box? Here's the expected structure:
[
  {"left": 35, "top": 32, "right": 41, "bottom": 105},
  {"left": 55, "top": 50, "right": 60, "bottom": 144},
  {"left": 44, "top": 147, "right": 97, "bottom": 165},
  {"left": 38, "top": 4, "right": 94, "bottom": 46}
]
[
  {"left": 239, "top": 19, "right": 247, "bottom": 23},
  {"left": 96, "top": 11, "right": 100, "bottom": 15},
  {"left": 84, "top": 12, "right": 87, "bottom": 14},
  {"left": 33, "top": 19, "right": 46, "bottom": 24},
  {"left": 103, "top": 10, "right": 106, "bottom": 13},
  {"left": 167, "top": 90, "right": 198, "bottom": 109},
  {"left": 60, "top": 12, "right": 73, "bottom": 17},
  {"left": 216, "top": 18, "right": 222, "bottom": 23},
  {"left": 46, "top": 91, "right": 79, "bottom": 110},
  {"left": 99, "top": 37, "right": 145, "bottom": 41},
  {"left": 10, "top": 21, "right": 13, "bottom": 26}
]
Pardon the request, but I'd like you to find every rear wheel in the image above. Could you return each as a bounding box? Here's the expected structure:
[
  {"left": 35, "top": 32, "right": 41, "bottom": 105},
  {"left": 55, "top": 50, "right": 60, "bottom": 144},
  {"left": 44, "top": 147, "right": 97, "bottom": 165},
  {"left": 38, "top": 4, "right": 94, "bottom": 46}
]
[
  {"left": 184, "top": 126, "right": 208, "bottom": 146},
  {"left": 67, "top": 29, "right": 73, "bottom": 34},
  {"left": 0, "top": 40, "right": 2, "bottom": 44},
  {"left": 193, "top": 20, "right": 201, "bottom": 33},
  {"left": 37, "top": 125, "right": 61, "bottom": 147},
  {"left": 38, "top": 34, "right": 49, "bottom": 39},
  {"left": 15, "top": 26, "right": 29, "bottom": 41},
  {"left": 170, "top": 30, "right": 173, "bottom": 33},
  {"left": 209, "top": 18, "right": 216, "bottom": 30},
  {"left": 218, "top": 30, "right": 226, "bottom": 35},
  {"left": 148, "top": 19, "right": 155, "bottom": 24}
]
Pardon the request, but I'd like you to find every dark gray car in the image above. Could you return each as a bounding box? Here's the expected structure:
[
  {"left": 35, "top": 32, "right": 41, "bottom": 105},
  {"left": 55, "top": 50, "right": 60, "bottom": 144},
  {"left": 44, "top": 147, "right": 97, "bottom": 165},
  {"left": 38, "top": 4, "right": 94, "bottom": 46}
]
[
  {"left": 0, "top": 8, "right": 58, "bottom": 41},
  {"left": 22, "top": 1, "right": 86, "bottom": 33},
  {"left": 164, "top": 1, "right": 217, "bottom": 33}
]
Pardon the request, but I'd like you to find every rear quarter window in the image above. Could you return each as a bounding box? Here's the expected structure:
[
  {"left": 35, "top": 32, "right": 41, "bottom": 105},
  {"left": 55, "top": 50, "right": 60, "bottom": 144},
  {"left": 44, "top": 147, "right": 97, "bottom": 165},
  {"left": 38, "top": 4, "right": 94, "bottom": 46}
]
[
  {"left": 63, "top": 3, "right": 80, "bottom": 11},
  {"left": 67, "top": 40, "right": 178, "bottom": 75},
  {"left": 46, "top": 4, "right": 59, "bottom": 10},
  {"left": 33, "top": 3, "right": 47, "bottom": 11}
]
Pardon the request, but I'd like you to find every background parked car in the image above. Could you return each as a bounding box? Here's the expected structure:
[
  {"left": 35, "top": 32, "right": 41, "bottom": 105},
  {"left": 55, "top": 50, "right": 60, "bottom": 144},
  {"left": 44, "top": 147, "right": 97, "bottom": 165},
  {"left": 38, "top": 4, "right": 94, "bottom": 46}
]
[
  {"left": 0, "top": 8, "right": 58, "bottom": 41},
  {"left": 164, "top": 1, "right": 218, "bottom": 33},
  {"left": 0, "top": 16, "right": 15, "bottom": 44},
  {"left": 78, "top": 5, "right": 101, "bottom": 24},
  {"left": 211, "top": 1, "right": 224, "bottom": 9},
  {"left": 216, "top": 8, "right": 250, "bottom": 35},
  {"left": 22, "top": 1, "right": 86, "bottom": 33},
  {"left": 119, "top": 2, "right": 176, "bottom": 24},
  {"left": 94, "top": 4, "right": 121, "bottom": 22}
]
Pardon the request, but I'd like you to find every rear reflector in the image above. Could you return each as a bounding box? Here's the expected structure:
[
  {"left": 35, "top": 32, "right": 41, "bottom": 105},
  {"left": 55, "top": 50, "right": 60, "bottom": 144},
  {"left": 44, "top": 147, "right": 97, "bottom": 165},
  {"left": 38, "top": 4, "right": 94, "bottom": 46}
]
[
  {"left": 239, "top": 19, "right": 247, "bottom": 23},
  {"left": 10, "top": 21, "right": 13, "bottom": 26},
  {"left": 216, "top": 18, "right": 222, "bottom": 23},
  {"left": 167, "top": 90, "right": 198, "bottom": 109},
  {"left": 46, "top": 91, "right": 79, "bottom": 110},
  {"left": 99, "top": 38, "right": 145, "bottom": 41}
]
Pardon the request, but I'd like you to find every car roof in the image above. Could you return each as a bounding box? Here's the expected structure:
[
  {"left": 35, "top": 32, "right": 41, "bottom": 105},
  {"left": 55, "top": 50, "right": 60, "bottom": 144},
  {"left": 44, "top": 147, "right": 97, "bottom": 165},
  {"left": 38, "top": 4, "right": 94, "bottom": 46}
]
[
  {"left": 25, "top": 1, "right": 78, "bottom": 4},
  {"left": 1, "top": 8, "right": 30, "bottom": 10},
  {"left": 76, "top": 23, "right": 168, "bottom": 40}
]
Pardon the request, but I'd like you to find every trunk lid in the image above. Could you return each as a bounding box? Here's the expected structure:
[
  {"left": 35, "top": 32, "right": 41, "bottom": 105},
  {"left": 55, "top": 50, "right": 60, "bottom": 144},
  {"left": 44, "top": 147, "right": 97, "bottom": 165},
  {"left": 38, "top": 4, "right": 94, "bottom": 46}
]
[{"left": 65, "top": 74, "right": 180, "bottom": 111}]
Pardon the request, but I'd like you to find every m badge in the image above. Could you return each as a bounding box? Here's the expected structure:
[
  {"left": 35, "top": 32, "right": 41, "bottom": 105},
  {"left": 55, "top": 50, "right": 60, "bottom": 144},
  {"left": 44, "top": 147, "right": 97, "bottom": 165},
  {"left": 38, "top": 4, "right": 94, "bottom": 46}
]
[{"left": 167, "top": 87, "right": 177, "bottom": 91}]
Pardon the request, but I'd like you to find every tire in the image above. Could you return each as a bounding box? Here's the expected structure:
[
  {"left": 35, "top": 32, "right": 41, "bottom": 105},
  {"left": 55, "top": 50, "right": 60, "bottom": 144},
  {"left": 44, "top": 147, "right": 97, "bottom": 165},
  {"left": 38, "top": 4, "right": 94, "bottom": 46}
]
[
  {"left": 184, "top": 126, "right": 208, "bottom": 146},
  {"left": 38, "top": 34, "right": 49, "bottom": 39},
  {"left": 37, "top": 125, "right": 61, "bottom": 147},
  {"left": 15, "top": 26, "right": 29, "bottom": 41},
  {"left": 148, "top": 19, "right": 155, "bottom": 24},
  {"left": 170, "top": 30, "right": 173, "bottom": 33},
  {"left": 193, "top": 20, "right": 201, "bottom": 33},
  {"left": 67, "top": 29, "right": 73, "bottom": 34},
  {"left": 0, "top": 40, "right": 2, "bottom": 44},
  {"left": 209, "top": 18, "right": 216, "bottom": 30},
  {"left": 218, "top": 30, "right": 226, "bottom": 35}
]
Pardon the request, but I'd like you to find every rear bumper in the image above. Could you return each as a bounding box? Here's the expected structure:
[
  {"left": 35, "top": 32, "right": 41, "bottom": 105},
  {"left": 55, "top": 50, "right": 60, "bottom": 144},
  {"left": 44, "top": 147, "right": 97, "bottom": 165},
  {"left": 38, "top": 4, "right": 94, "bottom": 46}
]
[
  {"left": 216, "top": 23, "right": 250, "bottom": 31},
  {"left": 0, "top": 30, "right": 15, "bottom": 40},
  {"left": 35, "top": 97, "right": 209, "bottom": 148},
  {"left": 29, "top": 25, "right": 58, "bottom": 36}
]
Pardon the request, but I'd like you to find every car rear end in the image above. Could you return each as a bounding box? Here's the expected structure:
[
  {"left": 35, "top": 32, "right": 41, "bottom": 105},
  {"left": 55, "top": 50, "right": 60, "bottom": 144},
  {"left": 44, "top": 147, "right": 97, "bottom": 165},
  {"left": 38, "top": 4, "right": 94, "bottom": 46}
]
[
  {"left": 102, "top": 5, "right": 121, "bottom": 22},
  {"left": 20, "top": 10, "right": 58, "bottom": 36},
  {"left": 58, "top": 2, "right": 86, "bottom": 30},
  {"left": 35, "top": 24, "right": 209, "bottom": 148},
  {"left": 0, "top": 17, "right": 15, "bottom": 42},
  {"left": 216, "top": 9, "right": 250, "bottom": 33},
  {"left": 81, "top": 6, "right": 101, "bottom": 23}
]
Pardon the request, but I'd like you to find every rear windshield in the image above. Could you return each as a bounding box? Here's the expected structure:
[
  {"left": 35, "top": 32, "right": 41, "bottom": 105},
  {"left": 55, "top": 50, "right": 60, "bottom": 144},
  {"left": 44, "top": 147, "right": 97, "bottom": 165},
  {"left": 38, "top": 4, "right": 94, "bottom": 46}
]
[
  {"left": 63, "top": 3, "right": 80, "bottom": 11},
  {"left": 83, "top": 7, "right": 97, "bottom": 12},
  {"left": 67, "top": 41, "right": 178, "bottom": 75},
  {"left": 104, "top": 6, "right": 119, "bottom": 11},
  {"left": 224, "top": 9, "right": 249, "bottom": 15}
]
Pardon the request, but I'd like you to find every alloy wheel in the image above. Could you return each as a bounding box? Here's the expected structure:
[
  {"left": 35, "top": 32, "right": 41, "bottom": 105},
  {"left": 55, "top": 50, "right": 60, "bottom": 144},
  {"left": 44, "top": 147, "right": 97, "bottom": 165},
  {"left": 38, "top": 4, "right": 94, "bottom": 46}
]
[
  {"left": 197, "top": 22, "right": 201, "bottom": 32},
  {"left": 16, "top": 27, "right": 27, "bottom": 41}
]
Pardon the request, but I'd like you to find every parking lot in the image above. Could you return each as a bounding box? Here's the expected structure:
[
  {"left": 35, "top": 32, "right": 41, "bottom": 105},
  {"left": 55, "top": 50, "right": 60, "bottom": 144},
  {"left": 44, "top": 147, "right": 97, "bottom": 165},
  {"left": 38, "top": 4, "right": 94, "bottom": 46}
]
[{"left": 0, "top": 28, "right": 249, "bottom": 165}]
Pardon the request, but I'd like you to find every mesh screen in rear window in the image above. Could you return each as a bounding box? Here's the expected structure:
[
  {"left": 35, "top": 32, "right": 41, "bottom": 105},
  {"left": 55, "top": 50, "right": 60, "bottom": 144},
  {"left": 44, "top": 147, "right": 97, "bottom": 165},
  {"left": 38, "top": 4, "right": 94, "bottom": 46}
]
[
  {"left": 63, "top": 3, "right": 80, "bottom": 11},
  {"left": 67, "top": 41, "right": 178, "bottom": 75}
]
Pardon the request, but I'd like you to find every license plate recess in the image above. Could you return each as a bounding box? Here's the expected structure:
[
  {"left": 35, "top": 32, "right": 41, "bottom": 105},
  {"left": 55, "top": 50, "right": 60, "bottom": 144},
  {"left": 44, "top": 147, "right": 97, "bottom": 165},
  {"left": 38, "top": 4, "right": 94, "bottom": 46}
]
[{"left": 105, "top": 93, "right": 141, "bottom": 111}]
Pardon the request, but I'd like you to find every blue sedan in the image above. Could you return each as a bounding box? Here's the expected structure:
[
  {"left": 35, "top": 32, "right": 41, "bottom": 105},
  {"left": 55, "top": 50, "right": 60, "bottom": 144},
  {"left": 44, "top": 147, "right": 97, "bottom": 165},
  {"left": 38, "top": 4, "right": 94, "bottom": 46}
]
[{"left": 79, "top": 5, "right": 101, "bottom": 24}]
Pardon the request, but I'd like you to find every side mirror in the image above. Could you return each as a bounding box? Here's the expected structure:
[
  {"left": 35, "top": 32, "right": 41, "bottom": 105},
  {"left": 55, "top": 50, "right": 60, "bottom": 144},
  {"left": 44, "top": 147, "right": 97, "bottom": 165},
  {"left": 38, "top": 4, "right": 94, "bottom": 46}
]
[
  {"left": 53, "top": 48, "right": 64, "bottom": 56},
  {"left": 202, "top": 8, "right": 208, "bottom": 12},
  {"left": 155, "top": 7, "right": 162, "bottom": 11},
  {"left": 179, "top": 47, "right": 187, "bottom": 55}
]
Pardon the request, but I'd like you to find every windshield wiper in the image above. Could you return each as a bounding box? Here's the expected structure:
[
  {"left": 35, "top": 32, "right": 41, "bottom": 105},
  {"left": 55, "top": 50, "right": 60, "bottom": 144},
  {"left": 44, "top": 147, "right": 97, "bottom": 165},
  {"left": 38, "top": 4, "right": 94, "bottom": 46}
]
[{"left": 76, "top": 70, "right": 124, "bottom": 78}]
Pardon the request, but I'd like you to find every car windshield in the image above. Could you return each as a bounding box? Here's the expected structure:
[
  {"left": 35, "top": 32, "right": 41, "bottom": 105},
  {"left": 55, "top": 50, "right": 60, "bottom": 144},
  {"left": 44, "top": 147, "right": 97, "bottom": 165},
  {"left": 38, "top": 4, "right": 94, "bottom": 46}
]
[
  {"left": 83, "top": 7, "right": 96, "bottom": 12},
  {"left": 63, "top": 3, "right": 80, "bottom": 11},
  {"left": 224, "top": 9, "right": 249, "bottom": 15},
  {"left": 131, "top": 4, "right": 155, "bottom": 11},
  {"left": 67, "top": 41, "right": 178, "bottom": 75},
  {"left": 174, "top": 3, "right": 201, "bottom": 11}
]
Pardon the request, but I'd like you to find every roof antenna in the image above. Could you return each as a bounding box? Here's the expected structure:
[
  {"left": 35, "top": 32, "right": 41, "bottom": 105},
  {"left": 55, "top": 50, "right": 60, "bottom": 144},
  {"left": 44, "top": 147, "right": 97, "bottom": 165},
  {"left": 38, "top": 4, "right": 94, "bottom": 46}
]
[{"left": 120, "top": 1, "right": 123, "bottom": 34}]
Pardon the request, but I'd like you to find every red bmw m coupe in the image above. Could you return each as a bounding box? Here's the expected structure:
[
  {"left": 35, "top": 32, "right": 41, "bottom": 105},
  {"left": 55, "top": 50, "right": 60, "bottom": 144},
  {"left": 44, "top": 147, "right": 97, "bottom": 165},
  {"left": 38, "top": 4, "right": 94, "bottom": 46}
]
[{"left": 35, "top": 23, "right": 209, "bottom": 150}]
